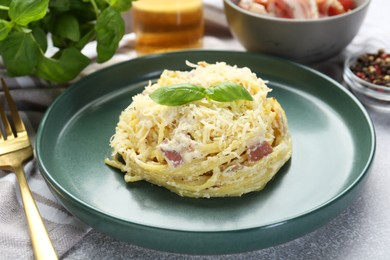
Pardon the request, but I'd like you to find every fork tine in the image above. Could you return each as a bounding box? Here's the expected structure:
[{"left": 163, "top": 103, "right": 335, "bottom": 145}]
[
  {"left": 0, "top": 100, "right": 13, "bottom": 140},
  {"left": 1, "top": 78, "right": 26, "bottom": 135}
]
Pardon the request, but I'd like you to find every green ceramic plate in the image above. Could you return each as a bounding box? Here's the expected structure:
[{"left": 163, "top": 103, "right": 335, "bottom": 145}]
[{"left": 36, "top": 51, "right": 375, "bottom": 255}]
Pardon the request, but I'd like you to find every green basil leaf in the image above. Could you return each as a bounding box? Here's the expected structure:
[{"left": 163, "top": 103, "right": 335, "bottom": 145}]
[
  {"left": 0, "top": 19, "right": 13, "bottom": 40},
  {"left": 94, "top": 0, "right": 110, "bottom": 9},
  {"left": 0, "top": 12, "right": 8, "bottom": 21},
  {"left": 53, "top": 13, "right": 80, "bottom": 42},
  {"left": 31, "top": 26, "right": 47, "bottom": 52},
  {"left": 0, "top": 0, "right": 10, "bottom": 20},
  {"left": 51, "top": 34, "right": 68, "bottom": 49},
  {"left": 205, "top": 82, "right": 253, "bottom": 102},
  {"left": 0, "top": 0, "right": 11, "bottom": 6},
  {"left": 49, "top": 0, "right": 95, "bottom": 22},
  {"left": 35, "top": 47, "right": 90, "bottom": 82},
  {"left": 74, "top": 27, "right": 95, "bottom": 50},
  {"left": 9, "top": 0, "right": 49, "bottom": 26},
  {"left": 0, "top": 31, "right": 40, "bottom": 75},
  {"left": 109, "top": 0, "right": 135, "bottom": 12},
  {"left": 149, "top": 84, "right": 206, "bottom": 106},
  {"left": 49, "top": 0, "right": 71, "bottom": 12},
  {"left": 95, "top": 7, "right": 124, "bottom": 63}
]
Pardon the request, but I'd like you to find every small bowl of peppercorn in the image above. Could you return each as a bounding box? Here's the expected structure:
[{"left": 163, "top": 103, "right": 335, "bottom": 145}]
[{"left": 344, "top": 48, "right": 390, "bottom": 112}]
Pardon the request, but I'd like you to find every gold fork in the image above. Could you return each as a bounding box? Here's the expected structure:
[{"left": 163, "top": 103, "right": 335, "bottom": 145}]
[{"left": 0, "top": 79, "right": 57, "bottom": 260}]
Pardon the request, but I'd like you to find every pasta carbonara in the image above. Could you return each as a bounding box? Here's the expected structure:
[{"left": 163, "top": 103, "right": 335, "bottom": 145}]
[{"left": 105, "top": 61, "right": 292, "bottom": 198}]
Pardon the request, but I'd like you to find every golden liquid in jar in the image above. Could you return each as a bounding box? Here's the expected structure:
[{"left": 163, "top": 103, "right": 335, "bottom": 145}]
[{"left": 132, "top": 0, "right": 204, "bottom": 55}]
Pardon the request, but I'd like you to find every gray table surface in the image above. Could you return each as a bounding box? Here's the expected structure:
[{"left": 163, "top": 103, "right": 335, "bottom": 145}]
[{"left": 62, "top": 1, "right": 390, "bottom": 259}]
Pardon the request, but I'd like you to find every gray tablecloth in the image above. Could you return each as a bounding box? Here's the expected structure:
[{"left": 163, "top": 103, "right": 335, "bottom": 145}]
[{"left": 1, "top": 0, "right": 389, "bottom": 259}]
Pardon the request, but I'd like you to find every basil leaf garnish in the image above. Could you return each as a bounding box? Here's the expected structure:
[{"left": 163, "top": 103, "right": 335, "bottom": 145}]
[
  {"left": 149, "top": 82, "right": 254, "bottom": 106},
  {"left": 149, "top": 83, "right": 206, "bottom": 106},
  {"left": 205, "top": 82, "right": 253, "bottom": 102}
]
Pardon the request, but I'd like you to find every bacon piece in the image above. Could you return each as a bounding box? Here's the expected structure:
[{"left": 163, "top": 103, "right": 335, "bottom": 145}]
[
  {"left": 248, "top": 141, "right": 273, "bottom": 162},
  {"left": 161, "top": 149, "right": 184, "bottom": 167},
  {"left": 238, "top": 0, "right": 268, "bottom": 14},
  {"left": 317, "top": 0, "right": 354, "bottom": 16},
  {"left": 268, "top": 0, "right": 319, "bottom": 19},
  {"left": 159, "top": 134, "right": 203, "bottom": 168}
]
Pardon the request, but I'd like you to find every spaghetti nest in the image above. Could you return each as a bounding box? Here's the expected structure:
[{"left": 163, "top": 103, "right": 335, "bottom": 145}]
[{"left": 105, "top": 61, "right": 292, "bottom": 198}]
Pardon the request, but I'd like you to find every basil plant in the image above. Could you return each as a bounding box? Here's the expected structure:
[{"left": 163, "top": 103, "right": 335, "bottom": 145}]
[{"left": 0, "top": 0, "right": 135, "bottom": 82}]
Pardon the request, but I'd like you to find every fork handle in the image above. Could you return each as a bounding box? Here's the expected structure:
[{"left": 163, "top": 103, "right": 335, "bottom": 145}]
[{"left": 14, "top": 164, "right": 58, "bottom": 260}]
